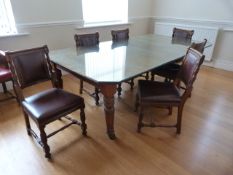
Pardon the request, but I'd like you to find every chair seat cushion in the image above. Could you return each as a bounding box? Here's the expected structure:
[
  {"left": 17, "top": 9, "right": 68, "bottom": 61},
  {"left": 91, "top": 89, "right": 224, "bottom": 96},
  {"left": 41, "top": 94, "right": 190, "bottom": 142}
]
[
  {"left": 152, "top": 63, "right": 181, "bottom": 80},
  {"left": 138, "top": 80, "right": 181, "bottom": 104},
  {"left": 22, "top": 88, "right": 84, "bottom": 124},
  {"left": 0, "top": 66, "right": 12, "bottom": 82}
]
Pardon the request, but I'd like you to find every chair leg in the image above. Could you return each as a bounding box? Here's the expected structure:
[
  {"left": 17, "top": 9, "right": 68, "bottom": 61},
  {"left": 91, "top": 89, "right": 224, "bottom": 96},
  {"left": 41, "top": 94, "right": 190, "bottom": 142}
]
[
  {"left": 2, "top": 82, "right": 7, "bottom": 93},
  {"left": 164, "top": 78, "right": 169, "bottom": 82},
  {"left": 189, "top": 86, "right": 193, "bottom": 98},
  {"left": 79, "top": 79, "right": 83, "bottom": 94},
  {"left": 12, "top": 80, "right": 20, "bottom": 104},
  {"left": 39, "top": 125, "right": 51, "bottom": 159},
  {"left": 135, "top": 94, "right": 139, "bottom": 112},
  {"left": 151, "top": 73, "right": 155, "bottom": 81},
  {"left": 168, "top": 106, "right": 172, "bottom": 115},
  {"left": 94, "top": 87, "right": 99, "bottom": 105},
  {"left": 145, "top": 72, "right": 149, "bottom": 80},
  {"left": 130, "top": 79, "right": 134, "bottom": 90},
  {"left": 23, "top": 110, "right": 32, "bottom": 136},
  {"left": 80, "top": 108, "right": 87, "bottom": 135},
  {"left": 117, "top": 83, "right": 122, "bottom": 97},
  {"left": 137, "top": 106, "right": 144, "bottom": 133},
  {"left": 176, "top": 106, "right": 183, "bottom": 134}
]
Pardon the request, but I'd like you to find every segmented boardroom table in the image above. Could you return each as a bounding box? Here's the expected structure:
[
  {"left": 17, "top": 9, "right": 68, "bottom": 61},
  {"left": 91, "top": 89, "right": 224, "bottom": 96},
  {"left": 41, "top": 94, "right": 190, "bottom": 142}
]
[{"left": 50, "top": 34, "right": 198, "bottom": 139}]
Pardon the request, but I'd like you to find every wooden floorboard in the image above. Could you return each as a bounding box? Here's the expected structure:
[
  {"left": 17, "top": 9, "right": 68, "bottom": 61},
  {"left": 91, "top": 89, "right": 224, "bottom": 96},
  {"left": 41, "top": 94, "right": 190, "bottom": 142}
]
[{"left": 0, "top": 66, "right": 232, "bottom": 175}]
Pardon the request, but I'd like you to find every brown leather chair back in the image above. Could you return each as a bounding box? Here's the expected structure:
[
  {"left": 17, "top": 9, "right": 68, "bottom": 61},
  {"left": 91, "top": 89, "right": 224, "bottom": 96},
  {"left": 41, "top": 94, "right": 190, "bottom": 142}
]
[
  {"left": 74, "top": 32, "right": 99, "bottom": 47},
  {"left": 111, "top": 28, "right": 129, "bottom": 42},
  {"left": 172, "top": 27, "right": 194, "bottom": 40},
  {"left": 175, "top": 48, "right": 205, "bottom": 95},
  {"left": 191, "top": 39, "right": 207, "bottom": 54},
  {"left": 6, "top": 46, "right": 52, "bottom": 88}
]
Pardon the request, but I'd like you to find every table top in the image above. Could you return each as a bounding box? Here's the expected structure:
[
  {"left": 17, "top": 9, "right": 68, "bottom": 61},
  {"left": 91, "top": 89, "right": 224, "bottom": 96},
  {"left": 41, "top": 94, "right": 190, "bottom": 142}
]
[{"left": 49, "top": 34, "right": 195, "bottom": 83}]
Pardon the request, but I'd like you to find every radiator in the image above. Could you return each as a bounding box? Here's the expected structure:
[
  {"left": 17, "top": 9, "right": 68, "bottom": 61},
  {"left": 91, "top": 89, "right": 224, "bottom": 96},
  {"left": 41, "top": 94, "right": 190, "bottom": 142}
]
[{"left": 154, "top": 22, "right": 219, "bottom": 61}]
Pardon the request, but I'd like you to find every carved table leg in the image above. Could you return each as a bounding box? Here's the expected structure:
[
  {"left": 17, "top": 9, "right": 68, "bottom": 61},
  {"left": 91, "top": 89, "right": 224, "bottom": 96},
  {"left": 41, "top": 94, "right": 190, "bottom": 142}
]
[{"left": 99, "top": 84, "right": 117, "bottom": 140}]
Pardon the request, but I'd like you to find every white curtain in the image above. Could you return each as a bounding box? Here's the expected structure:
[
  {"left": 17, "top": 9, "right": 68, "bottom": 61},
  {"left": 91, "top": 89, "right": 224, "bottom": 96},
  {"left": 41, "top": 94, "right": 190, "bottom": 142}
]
[{"left": 0, "top": 0, "right": 17, "bottom": 36}]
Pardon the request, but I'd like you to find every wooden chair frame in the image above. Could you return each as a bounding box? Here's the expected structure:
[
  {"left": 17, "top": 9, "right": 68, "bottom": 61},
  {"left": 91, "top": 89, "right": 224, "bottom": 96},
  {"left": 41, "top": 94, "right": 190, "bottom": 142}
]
[
  {"left": 136, "top": 48, "right": 205, "bottom": 134},
  {"left": 111, "top": 29, "right": 149, "bottom": 97},
  {"left": 151, "top": 39, "right": 207, "bottom": 82},
  {"left": 74, "top": 32, "right": 101, "bottom": 105},
  {"left": 0, "top": 51, "right": 18, "bottom": 102},
  {"left": 6, "top": 46, "right": 87, "bottom": 158}
]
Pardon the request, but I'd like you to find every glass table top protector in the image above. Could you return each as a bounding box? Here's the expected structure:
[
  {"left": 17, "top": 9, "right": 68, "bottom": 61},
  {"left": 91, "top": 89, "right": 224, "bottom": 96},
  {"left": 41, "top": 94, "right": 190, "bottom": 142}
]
[{"left": 50, "top": 34, "right": 191, "bottom": 83}]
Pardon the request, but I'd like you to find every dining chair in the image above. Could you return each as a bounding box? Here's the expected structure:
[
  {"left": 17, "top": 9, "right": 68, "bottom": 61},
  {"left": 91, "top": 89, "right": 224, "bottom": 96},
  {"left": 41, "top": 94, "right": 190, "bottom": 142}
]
[
  {"left": 111, "top": 28, "right": 149, "bottom": 97},
  {"left": 135, "top": 48, "right": 205, "bottom": 134},
  {"left": 151, "top": 39, "right": 207, "bottom": 82},
  {"left": 6, "top": 45, "right": 87, "bottom": 158},
  {"left": 172, "top": 27, "right": 194, "bottom": 40},
  {"left": 74, "top": 32, "right": 100, "bottom": 105},
  {"left": 0, "top": 50, "right": 17, "bottom": 102},
  {"left": 111, "top": 29, "right": 131, "bottom": 96},
  {"left": 74, "top": 32, "right": 99, "bottom": 47},
  {"left": 111, "top": 28, "right": 129, "bottom": 42},
  {"left": 151, "top": 27, "right": 195, "bottom": 82}
]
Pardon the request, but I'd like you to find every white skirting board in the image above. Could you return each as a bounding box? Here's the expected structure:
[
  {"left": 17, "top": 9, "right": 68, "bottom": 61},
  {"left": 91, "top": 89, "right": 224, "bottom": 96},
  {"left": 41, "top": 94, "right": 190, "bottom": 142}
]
[
  {"left": 154, "top": 22, "right": 219, "bottom": 61},
  {"left": 209, "top": 59, "right": 233, "bottom": 72}
]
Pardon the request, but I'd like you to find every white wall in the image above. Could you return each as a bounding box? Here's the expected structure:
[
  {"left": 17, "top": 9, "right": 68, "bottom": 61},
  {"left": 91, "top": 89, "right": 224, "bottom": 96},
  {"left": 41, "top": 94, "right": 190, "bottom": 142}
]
[
  {"left": 0, "top": 0, "right": 153, "bottom": 92},
  {"left": 129, "top": 0, "right": 153, "bottom": 17},
  {"left": 12, "top": 0, "right": 153, "bottom": 24},
  {"left": 152, "top": 0, "right": 233, "bottom": 71},
  {"left": 0, "top": 0, "right": 153, "bottom": 51},
  {"left": 11, "top": 0, "right": 83, "bottom": 23},
  {"left": 153, "top": 0, "right": 233, "bottom": 21},
  {"left": 0, "top": 0, "right": 232, "bottom": 71}
]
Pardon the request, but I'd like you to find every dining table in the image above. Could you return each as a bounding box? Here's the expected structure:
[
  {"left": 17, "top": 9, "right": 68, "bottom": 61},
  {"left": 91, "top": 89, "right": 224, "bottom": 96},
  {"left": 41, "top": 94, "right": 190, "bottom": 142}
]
[{"left": 49, "top": 34, "right": 203, "bottom": 140}]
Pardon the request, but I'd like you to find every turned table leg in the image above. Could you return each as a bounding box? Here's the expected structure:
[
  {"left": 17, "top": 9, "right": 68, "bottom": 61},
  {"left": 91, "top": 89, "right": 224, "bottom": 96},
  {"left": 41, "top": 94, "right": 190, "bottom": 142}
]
[{"left": 99, "top": 84, "right": 117, "bottom": 139}]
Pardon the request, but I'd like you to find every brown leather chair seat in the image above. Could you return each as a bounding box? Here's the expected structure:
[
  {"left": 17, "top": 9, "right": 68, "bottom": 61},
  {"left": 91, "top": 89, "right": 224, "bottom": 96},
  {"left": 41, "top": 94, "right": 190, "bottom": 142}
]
[
  {"left": 0, "top": 66, "right": 12, "bottom": 81},
  {"left": 138, "top": 80, "right": 181, "bottom": 104},
  {"left": 22, "top": 88, "right": 84, "bottom": 124}
]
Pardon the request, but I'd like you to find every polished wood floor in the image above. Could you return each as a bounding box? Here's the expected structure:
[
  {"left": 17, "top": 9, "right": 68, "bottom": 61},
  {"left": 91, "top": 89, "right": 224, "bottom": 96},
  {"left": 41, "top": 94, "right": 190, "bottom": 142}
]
[{"left": 0, "top": 66, "right": 232, "bottom": 175}]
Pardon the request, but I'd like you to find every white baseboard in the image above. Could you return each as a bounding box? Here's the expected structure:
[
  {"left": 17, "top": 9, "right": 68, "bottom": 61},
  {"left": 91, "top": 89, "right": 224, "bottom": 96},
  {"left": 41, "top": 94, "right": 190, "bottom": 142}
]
[
  {"left": 212, "top": 59, "right": 233, "bottom": 72},
  {"left": 152, "top": 16, "right": 233, "bottom": 31}
]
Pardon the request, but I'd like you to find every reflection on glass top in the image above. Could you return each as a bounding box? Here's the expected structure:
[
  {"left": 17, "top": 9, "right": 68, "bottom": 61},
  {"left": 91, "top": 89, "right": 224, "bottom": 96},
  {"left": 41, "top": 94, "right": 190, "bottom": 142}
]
[{"left": 50, "top": 34, "right": 195, "bottom": 83}]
